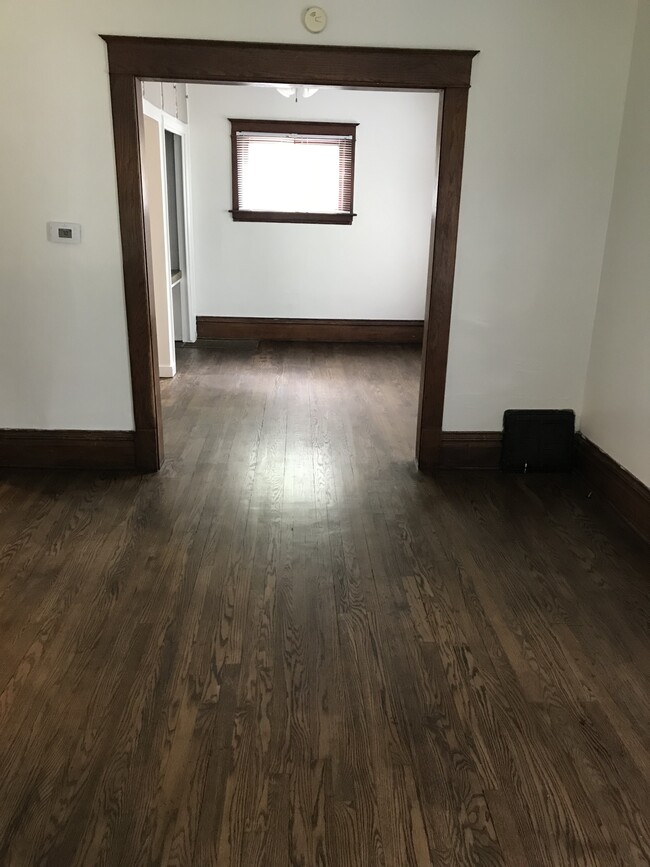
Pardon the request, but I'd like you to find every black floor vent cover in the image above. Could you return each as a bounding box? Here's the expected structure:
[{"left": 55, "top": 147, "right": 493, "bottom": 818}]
[{"left": 501, "top": 409, "right": 575, "bottom": 472}]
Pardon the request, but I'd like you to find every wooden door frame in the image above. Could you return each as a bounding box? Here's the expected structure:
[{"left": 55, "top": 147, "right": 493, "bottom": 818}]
[{"left": 101, "top": 36, "right": 478, "bottom": 472}]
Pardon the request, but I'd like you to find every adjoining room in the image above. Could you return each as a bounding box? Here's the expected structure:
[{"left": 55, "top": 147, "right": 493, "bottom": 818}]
[{"left": 141, "top": 80, "right": 440, "bottom": 467}]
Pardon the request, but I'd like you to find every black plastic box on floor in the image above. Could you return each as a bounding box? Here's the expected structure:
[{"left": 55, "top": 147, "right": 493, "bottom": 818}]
[{"left": 501, "top": 409, "right": 575, "bottom": 472}]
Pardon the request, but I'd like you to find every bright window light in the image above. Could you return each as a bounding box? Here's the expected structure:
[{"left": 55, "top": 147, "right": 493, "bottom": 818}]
[{"left": 230, "top": 120, "right": 358, "bottom": 225}]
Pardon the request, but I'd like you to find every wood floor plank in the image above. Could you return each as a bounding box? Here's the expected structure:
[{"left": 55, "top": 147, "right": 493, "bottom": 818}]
[{"left": 0, "top": 342, "right": 648, "bottom": 866}]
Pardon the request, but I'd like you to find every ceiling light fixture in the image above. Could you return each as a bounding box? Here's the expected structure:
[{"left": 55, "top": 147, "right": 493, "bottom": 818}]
[{"left": 276, "top": 86, "right": 319, "bottom": 101}]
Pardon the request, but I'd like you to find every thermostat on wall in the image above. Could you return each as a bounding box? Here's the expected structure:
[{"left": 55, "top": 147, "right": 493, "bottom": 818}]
[{"left": 47, "top": 221, "right": 81, "bottom": 244}]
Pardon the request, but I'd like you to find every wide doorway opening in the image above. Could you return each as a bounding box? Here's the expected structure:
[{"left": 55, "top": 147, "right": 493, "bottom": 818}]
[
  {"left": 103, "top": 37, "right": 477, "bottom": 471},
  {"left": 141, "top": 78, "right": 441, "bottom": 469}
]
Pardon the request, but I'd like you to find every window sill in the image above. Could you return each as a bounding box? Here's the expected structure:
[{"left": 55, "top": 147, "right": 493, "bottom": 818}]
[{"left": 230, "top": 210, "right": 355, "bottom": 225}]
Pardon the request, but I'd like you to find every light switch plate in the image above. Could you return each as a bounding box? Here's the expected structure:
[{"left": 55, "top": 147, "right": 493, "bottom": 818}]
[{"left": 47, "top": 221, "right": 81, "bottom": 244}]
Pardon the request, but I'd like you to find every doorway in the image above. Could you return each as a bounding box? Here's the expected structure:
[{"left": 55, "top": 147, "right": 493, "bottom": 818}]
[
  {"left": 183, "top": 82, "right": 438, "bottom": 340},
  {"left": 142, "top": 94, "right": 196, "bottom": 381},
  {"left": 165, "top": 130, "right": 194, "bottom": 345},
  {"left": 102, "top": 37, "right": 477, "bottom": 471}
]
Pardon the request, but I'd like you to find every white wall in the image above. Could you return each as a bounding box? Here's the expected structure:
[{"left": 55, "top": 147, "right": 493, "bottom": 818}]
[
  {"left": 188, "top": 85, "right": 438, "bottom": 320},
  {"left": 581, "top": 0, "right": 650, "bottom": 486},
  {"left": 0, "top": 0, "right": 638, "bottom": 432}
]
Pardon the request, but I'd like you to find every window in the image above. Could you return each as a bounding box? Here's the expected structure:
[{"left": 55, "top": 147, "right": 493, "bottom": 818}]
[{"left": 229, "top": 119, "right": 358, "bottom": 225}]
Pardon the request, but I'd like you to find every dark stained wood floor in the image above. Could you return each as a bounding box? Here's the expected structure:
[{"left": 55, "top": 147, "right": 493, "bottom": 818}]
[{"left": 1, "top": 342, "right": 649, "bottom": 867}]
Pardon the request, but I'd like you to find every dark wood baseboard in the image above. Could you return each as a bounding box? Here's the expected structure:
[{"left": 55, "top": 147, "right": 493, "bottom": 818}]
[
  {"left": 574, "top": 434, "right": 650, "bottom": 545},
  {"left": 196, "top": 316, "right": 424, "bottom": 344},
  {"left": 0, "top": 430, "right": 137, "bottom": 471},
  {"left": 438, "top": 431, "right": 503, "bottom": 469}
]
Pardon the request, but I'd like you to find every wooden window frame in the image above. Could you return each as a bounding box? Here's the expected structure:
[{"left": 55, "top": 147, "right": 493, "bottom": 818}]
[
  {"left": 101, "top": 36, "right": 478, "bottom": 472},
  {"left": 230, "top": 118, "right": 358, "bottom": 225}
]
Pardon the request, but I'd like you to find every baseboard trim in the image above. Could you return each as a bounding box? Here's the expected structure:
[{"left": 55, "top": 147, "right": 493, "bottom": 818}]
[
  {"left": 159, "top": 364, "right": 176, "bottom": 378},
  {"left": 196, "top": 316, "right": 424, "bottom": 343},
  {"left": 0, "top": 429, "right": 137, "bottom": 470},
  {"left": 574, "top": 433, "right": 650, "bottom": 544},
  {"left": 438, "top": 431, "right": 503, "bottom": 469}
]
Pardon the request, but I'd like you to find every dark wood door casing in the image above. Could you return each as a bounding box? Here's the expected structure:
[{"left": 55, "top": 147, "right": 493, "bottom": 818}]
[{"left": 102, "top": 36, "right": 478, "bottom": 472}]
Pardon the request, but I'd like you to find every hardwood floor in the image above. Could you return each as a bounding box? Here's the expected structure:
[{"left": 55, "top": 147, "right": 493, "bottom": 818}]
[{"left": 1, "top": 341, "right": 649, "bottom": 866}]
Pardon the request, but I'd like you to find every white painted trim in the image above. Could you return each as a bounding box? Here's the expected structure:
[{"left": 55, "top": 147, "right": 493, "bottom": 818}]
[
  {"left": 143, "top": 111, "right": 177, "bottom": 376},
  {"left": 175, "top": 131, "right": 197, "bottom": 343},
  {"left": 159, "top": 363, "right": 177, "bottom": 378},
  {"left": 162, "top": 114, "right": 187, "bottom": 135},
  {"left": 142, "top": 99, "right": 188, "bottom": 132},
  {"left": 142, "top": 96, "right": 195, "bottom": 345},
  {"left": 142, "top": 99, "right": 164, "bottom": 123}
]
